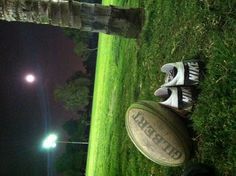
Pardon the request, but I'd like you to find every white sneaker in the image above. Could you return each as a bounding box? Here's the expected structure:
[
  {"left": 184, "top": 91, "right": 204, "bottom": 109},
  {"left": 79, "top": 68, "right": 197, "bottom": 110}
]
[
  {"left": 154, "top": 87, "right": 194, "bottom": 111},
  {"left": 161, "top": 60, "right": 202, "bottom": 87}
]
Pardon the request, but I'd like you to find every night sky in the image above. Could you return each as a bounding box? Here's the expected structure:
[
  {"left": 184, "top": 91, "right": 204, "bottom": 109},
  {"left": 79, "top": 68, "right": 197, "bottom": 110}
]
[{"left": 0, "top": 21, "right": 85, "bottom": 176}]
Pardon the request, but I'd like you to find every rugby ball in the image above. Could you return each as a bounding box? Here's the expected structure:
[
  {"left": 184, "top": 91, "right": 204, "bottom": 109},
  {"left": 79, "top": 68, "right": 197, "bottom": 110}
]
[{"left": 125, "top": 100, "right": 192, "bottom": 166}]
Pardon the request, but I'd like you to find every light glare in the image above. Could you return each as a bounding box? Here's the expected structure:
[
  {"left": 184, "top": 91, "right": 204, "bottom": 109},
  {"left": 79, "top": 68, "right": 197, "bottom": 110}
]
[
  {"left": 25, "top": 74, "right": 35, "bottom": 83},
  {"left": 42, "top": 134, "right": 58, "bottom": 149}
]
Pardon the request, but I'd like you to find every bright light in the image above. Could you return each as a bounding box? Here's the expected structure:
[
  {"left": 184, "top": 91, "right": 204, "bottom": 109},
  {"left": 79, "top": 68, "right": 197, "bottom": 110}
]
[
  {"left": 42, "top": 134, "right": 58, "bottom": 149},
  {"left": 25, "top": 74, "right": 35, "bottom": 83}
]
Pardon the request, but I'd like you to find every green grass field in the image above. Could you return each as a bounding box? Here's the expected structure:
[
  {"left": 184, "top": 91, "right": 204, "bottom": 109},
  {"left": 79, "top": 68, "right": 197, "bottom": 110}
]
[{"left": 86, "top": 0, "right": 236, "bottom": 175}]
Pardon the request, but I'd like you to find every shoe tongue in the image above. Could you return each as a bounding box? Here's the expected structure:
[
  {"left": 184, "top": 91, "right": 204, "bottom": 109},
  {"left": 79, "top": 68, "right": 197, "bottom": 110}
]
[
  {"left": 161, "top": 64, "right": 178, "bottom": 83},
  {"left": 154, "top": 87, "right": 171, "bottom": 99}
]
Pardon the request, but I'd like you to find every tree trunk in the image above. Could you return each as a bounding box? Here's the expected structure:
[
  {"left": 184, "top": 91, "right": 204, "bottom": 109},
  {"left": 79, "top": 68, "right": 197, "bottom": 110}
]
[{"left": 0, "top": 0, "right": 144, "bottom": 38}]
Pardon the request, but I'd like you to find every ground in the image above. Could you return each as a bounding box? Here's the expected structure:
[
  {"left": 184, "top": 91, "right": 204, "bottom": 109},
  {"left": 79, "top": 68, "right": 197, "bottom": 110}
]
[{"left": 86, "top": 0, "right": 236, "bottom": 175}]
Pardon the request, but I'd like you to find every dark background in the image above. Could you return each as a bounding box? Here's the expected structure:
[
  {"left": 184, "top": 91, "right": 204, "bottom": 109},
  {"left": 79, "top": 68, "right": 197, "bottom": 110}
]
[{"left": 0, "top": 21, "right": 85, "bottom": 176}]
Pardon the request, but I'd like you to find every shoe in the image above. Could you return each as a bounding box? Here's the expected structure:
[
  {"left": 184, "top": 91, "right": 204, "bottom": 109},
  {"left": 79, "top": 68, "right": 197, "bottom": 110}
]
[
  {"left": 161, "top": 60, "right": 202, "bottom": 87},
  {"left": 154, "top": 87, "right": 195, "bottom": 111}
]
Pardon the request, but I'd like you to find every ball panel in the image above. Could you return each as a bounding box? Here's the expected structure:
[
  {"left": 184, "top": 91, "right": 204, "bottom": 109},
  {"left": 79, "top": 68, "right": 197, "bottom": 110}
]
[
  {"left": 125, "top": 101, "right": 191, "bottom": 166},
  {"left": 129, "top": 101, "right": 191, "bottom": 150},
  {"left": 138, "top": 101, "right": 191, "bottom": 146}
]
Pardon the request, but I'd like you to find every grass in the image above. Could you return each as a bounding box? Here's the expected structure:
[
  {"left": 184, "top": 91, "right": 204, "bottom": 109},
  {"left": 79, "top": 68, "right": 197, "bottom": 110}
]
[{"left": 86, "top": 0, "right": 236, "bottom": 175}]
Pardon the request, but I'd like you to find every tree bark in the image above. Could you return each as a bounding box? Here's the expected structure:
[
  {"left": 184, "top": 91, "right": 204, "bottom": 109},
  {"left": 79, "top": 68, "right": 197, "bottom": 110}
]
[{"left": 0, "top": 0, "right": 144, "bottom": 38}]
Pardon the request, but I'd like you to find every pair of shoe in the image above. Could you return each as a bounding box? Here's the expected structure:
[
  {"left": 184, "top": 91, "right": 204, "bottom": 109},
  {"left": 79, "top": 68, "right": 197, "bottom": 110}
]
[{"left": 154, "top": 60, "right": 203, "bottom": 112}]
